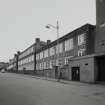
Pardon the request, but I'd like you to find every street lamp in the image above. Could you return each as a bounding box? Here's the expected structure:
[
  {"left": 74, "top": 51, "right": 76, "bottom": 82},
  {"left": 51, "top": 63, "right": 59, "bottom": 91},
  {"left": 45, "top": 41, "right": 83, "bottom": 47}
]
[{"left": 46, "top": 20, "right": 60, "bottom": 79}]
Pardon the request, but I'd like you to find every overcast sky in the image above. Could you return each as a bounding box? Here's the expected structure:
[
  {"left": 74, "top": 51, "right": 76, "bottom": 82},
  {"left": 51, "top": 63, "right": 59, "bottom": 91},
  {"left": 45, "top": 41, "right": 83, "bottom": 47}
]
[{"left": 0, "top": 0, "right": 96, "bottom": 62}]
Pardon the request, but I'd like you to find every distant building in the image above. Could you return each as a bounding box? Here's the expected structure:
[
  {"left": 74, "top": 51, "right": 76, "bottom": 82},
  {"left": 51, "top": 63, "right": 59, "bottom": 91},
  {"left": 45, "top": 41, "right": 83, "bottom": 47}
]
[
  {"left": 0, "top": 62, "right": 9, "bottom": 71},
  {"left": 17, "top": 38, "right": 47, "bottom": 74},
  {"left": 7, "top": 59, "right": 15, "bottom": 72}
]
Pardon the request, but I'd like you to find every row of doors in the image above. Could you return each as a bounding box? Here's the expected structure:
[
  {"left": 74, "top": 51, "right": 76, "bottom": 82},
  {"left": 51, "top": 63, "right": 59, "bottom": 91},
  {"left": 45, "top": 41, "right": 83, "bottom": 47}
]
[{"left": 55, "top": 66, "right": 80, "bottom": 81}]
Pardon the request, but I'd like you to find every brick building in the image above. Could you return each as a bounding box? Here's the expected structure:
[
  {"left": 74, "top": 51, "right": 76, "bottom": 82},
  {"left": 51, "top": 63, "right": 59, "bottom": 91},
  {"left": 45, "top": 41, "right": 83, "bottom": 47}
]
[
  {"left": 0, "top": 62, "right": 8, "bottom": 71},
  {"left": 68, "top": 0, "right": 105, "bottom": 83},
  {"left": 35, "top": 24, "right": 95, "bottom": 80},
  {"left": 7, "top": 0, "right": 105, "bottom": 83},
  {"left": 7, "top": 38, "right": 47, "bottom": 73},
  {"left": 17, "top": 38, "right": 47, "bottom": 74},
  {"left": 94, "top": 0, "right": 105, "bottom": 82}
]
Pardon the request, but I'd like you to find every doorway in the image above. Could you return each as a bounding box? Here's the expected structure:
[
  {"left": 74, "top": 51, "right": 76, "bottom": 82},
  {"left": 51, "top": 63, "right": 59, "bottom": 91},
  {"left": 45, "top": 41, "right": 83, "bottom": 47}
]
[
  {"left": 96, "top": 56, "right": 105, "bottom": 82},
  {"left": 55, "top": 66, "right": 58, "bottom": 79},
  {"left": 71, "top": 67, "right": 80, "bottom": 81}
]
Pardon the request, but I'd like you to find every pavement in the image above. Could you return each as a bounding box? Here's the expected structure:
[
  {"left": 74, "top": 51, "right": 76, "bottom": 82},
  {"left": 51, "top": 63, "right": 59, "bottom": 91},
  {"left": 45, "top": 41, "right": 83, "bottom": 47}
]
[
  {"left": 19, "top": 72, "right": 104, "bottom": 87},
  {"left": 0, "top": 72, "right": 105, "bottom": 105}
]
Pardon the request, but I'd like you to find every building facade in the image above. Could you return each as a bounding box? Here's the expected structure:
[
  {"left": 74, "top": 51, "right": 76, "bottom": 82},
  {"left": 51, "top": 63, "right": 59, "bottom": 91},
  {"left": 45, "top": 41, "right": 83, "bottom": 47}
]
[
  {"left": 7, "top": 59, "right": 15, "bottom": 72},
  {"left": 35, "top": 24, "right": 95, "bottom": 79},
  {"left": 93, "top": 0, "right": 105, "bottom": 82},
  {"left": 0, "top": 62, "right": 8, "bottom": 71},
  {"left": 95, "top": 0, "right": 105, "bottom": 53},
  {"left": 7, "top": 38, "right": 47, "bottom": 73},
  {"left": 17, "top": 38, "right": 47, "bottom": 74},
  {"left": 68, "top": 0, "right": 105, "bottom": 83},
  {"left": 6, "top": 0, "right": 105, "bottom": 83},
  {"left": 7, "top": 24, "right": 96, "bottom": 83}
]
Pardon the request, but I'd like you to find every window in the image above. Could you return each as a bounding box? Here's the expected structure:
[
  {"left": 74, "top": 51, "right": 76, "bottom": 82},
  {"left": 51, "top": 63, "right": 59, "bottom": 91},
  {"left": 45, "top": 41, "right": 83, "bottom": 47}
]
[
  {"left": 28, "top": 57, "right": 30, "bottom": 62},
  {"left": 44, "top": 49, "right": 48, "bottom": 58},
  {"left": 64, "top": 56, "right": 73, "bottom": 65},
  {"left": 44, "top": 62, "right": 46, "bottom": 69},
  {"left": 41, "top": 62, "right": 44, "bottom": 70},
  {"left": 56, "top": 59, "right": 59, "bottom": 66},
  {"left": 49, "top": 61, "right": 52, "bottom": 69},
  {"left": 26, "top": 58, "right": 28, "bottom": 63},
  {"left": 56, "top": 43, "right": 63, "bottom": 54},
  {"left": 78, "top": 49, "right": 86, "bottom": 56},
  {"left": 46, "top": 61, "right": 49, "bottom": 69},
  {"left": 39, "top": 63, "right": 41, "bottom": 70},
  {"left": 78, "top": 33, "right": 85, "bottom": 45},
  {"left": 20, "top": 60, "right": 22, "bottom": 65},
  {"left": 36, "top": 64, "right": 40, "bottom": 70},
  {"left": 56, "top": 59, "right": 62, "bottom": 66},
  {"left": 65, "top": 57, "right": 68, "bottom": 65},
  {"left": 28, "top": 55, "right": 34, "bottom": 62},
  {"left": 55, "top": 59, "right": 62, "bottom": 66},
  {"left": 31, "top": 55, "right": 34, "bottom": 61},
  {"left": 36, "top": 54, "right": 40, "bottom": 60},
  {"left": 50, "top": 47, "right": 55, "bottom": 56},
  {"left": 59, "top": 59, "right": 62, "bottom": 66},
  {"left": 59, "top": 43, "right": 63, "bottom": 53},
  {"left": 65, "top": 38, "right": 73, "bottom": 51},
  {"left": 18, "top": 61, "right": 21, "bottom": 66},
  {"left": 40, "top": 52, "right": 43, "bottom": 59}
]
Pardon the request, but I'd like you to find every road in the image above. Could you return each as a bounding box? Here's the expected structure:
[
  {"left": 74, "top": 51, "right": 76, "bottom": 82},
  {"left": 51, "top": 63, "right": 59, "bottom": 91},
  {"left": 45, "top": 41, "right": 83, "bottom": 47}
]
[{"left": 0, "top": 72, "right": 105, "bottom": 105}]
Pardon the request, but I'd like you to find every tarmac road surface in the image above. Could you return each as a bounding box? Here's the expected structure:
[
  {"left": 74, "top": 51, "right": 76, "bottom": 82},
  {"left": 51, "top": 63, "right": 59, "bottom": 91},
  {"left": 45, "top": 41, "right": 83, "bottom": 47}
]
[{"left": 0, "top": 72, "right": 105, "bottom": 105}]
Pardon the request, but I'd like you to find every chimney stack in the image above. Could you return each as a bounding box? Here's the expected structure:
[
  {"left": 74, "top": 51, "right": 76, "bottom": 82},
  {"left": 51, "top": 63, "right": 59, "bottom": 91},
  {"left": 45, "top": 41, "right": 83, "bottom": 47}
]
[
  {"left": 47, "top": 40, "right": 51, "bottom": 45},
  {"left": 36, "top": 38, "right": 40, "bottom": 43},
  {"left": 17, "top": 51, "right": 20, "bottom": 55}
]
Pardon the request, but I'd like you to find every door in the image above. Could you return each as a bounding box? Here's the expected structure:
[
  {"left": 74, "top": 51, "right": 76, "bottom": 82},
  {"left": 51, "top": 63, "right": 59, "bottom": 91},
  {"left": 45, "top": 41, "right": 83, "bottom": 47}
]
[
  {"left": 55, "top": 66, "right": 58, "bottom": 79},
  {"left": 72, "top": 67, "right": 80, "bottom": 81},
  {"left": 97, "top": 56, "right": 105, "bottom": 82}
]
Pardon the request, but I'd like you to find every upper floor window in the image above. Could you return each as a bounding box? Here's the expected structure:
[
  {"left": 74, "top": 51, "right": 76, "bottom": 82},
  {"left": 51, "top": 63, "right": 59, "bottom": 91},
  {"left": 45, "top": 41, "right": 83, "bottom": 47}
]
[
  {"left": 40, "top": 52, "right": 43, "bottom": 59},
  {"left": 36, "top": 53, "right": 40, "bottom": 60},
  {"left": 49, "top": 61, "right": 52, "bottom": 69},
  {"left": 78, "top": 48, "right": 86, "bottom": 56},
  {"left": 49, "top": 60, "right": 55, "bottom": 68},
  {"left": 31, "top": 55, "right": 34, "bottom": 61},
  {"left": 78, "top": 33, "right": 85, "bottom": 45},
  {"left": 65, "top": 38, "right": 73, "bottom": 51},
  {"left": 18, "top": 61, "right": 20, "bottom": 66},
  {"left": 36, "top": 64, "right": 39, "bottom": 70},
  {"left": 41, "top": 62, "right": 44, "bottom": 70},
  {"left": 56, "top": 43, "right": 63, "bottom": 54},
  {"left": 50, "top": 47, "right": 55, "bottom": 56},
  {"left": 44, "top": 62, "right": 46, "bottom": 69},
  {"left": 18, "top": 47, "right": 34, "bottom": 59},
  {"left": 46, "top": 61, "right": 49, "bottom": 69},
  {"left": 28, "top": 55, "right": 34, "bottom": 62},
  {"left": 39, "top": 63, "right": 41, "bottom": 70},
  {"left": 44, "top": 49, "right": 49, "bottom": 58},
  {"left": 64, "top": 56, "right": 73, "bottom": 65}
]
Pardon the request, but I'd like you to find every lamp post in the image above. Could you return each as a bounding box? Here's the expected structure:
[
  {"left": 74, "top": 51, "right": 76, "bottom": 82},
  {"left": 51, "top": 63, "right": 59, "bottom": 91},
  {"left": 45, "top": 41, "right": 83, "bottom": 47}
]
[{"left": 46, "top": 20, "right": 60, "bottom": 79}]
